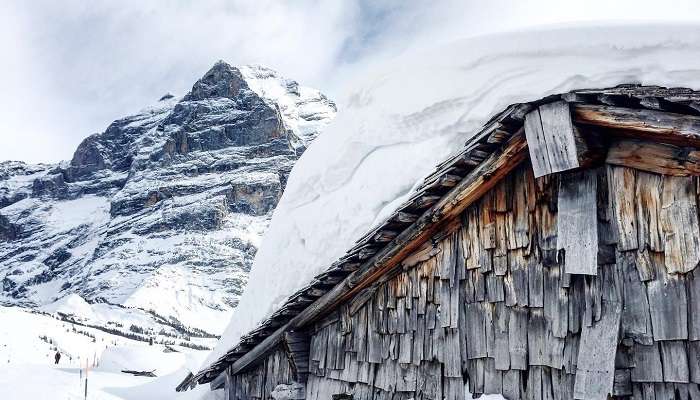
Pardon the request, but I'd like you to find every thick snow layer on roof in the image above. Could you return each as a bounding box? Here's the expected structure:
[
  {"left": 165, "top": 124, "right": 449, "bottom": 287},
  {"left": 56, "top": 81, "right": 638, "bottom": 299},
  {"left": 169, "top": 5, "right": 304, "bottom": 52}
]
[{"left": 204, "top": 23, "right": 700, "bottom": 370}]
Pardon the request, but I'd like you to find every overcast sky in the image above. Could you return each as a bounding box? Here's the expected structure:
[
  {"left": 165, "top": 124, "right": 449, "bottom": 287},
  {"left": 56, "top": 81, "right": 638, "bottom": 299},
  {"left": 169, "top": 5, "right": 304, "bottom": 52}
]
[{"left": 2, "top": 1, "right": 700, "bottom": 164}]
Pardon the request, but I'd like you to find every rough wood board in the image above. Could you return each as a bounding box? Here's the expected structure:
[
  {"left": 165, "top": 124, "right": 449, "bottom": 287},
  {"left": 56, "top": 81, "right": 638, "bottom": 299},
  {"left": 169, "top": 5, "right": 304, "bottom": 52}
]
[
  {"left": 573, "top": 104, "right": 700, "bottom": 147},
  {"left": 660, "top": 175, "right": 700, "bottom": 274},
  {"left": 558, "top": 170, "right": 598, "bottom": 275},
  {"left": 524, "top": 107, "right": 551, "bottom": 178},
  {"left": 574, "top": 300, "right": 622, "bottom": 399},
  {"left": 647, "top": 261, "right": 688, "bottom": 341},
  {"left": 660, "top": 341, "right": 690, "bottom": 383},
  {"left": 539, "top": 101, "right": 581, "bottom": 173},
  {"left": 635, "top": 171, "right": 665, "bottom": 254},
  {"left": 607, "top": 166, "right": 639, "bottom": 251},
  {"left": 607, "top": 139, "right": 700, "bottom": 177}
]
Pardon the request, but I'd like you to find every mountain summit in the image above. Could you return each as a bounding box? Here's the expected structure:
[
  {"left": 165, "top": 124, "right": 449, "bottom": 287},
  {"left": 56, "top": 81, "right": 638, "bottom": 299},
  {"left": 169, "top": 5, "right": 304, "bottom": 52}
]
[{"left": 0, "top": 62, "right": 336, "bottom": 334}]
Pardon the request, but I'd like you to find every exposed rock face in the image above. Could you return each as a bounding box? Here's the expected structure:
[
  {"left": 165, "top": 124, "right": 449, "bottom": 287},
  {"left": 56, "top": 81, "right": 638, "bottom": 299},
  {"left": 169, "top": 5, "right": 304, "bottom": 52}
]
[{"left": 0, "top": 62, "right": 336, "bottom": 334}]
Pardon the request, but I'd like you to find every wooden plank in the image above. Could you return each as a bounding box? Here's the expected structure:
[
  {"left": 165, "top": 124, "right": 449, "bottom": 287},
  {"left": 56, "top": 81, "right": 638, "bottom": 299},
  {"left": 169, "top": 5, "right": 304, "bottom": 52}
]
[
  {"left": 647, "top": 259, "right": 688, "bottom": 340},
  {"left": 573, "top": 104, "right": 700, "bottom": 147},
  {"left": 618, "top": 251, "right": 653, "bottom": 344},
  {"left": 493, "top": 302, "right": 510, "bottom": 371},
  {"left": 465, "top": 302, "right": 488, "bottom": 359},
  {"left": 660, "top": 341, "right": 690, "bottom": 383},
  {"left": 528, "top": 308, "right": 548, "bottom": 366},
  {"left": 525, "top": 101, "right": 588, "bottom": 177},
  {"left": 608, "top": 166, "right": 639, "bottom": 251},
  {"left": 483, "top": 358, "right": 503, "bottom": 395},
  {"left": 558, "top": 170, "right": 598, "bottom": 275},
  {"left": 544, "top": 263, "right": 569, "bottom": 339},
  {"left": 689, "top": 271, "right": 700, "bottom": 341},
  {"left": 502, "top": 370, "right": 522, "bottom": 400},
  {"left": 636, "top": 171, "right": 665, "bottom": 254},
  {"left": 607, "top": 139, "right": 700, "bottom": 176},
  {"left": 574, "top": 300, "right": 622, "bottom": 399},
  {"left": 528, "top": 257, "right": 545, "bottom": 308},
  {"left": 660, "top": 175, "right": 700, "bottom": 274},
  {"left": 508, "top": 306, "right": 528, "bottom": 370},
  {"left": 688, "top": 341, "right": 700, "bottom": 384},
  {"left": 631, "top": 342, "right": 664, "bottom": 383},
  {"left": 524, "top": 107, "right": 551, "bottom": 178},
  {"left": 539, "top": 101, "right": 582, "bottom": 172}
]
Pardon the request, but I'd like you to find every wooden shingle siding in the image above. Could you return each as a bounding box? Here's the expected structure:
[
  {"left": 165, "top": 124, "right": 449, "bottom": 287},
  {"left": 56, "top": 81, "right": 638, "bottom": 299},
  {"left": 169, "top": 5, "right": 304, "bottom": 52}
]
[{"left": 289, "top": 162, "right": 700, "bottom": 400}]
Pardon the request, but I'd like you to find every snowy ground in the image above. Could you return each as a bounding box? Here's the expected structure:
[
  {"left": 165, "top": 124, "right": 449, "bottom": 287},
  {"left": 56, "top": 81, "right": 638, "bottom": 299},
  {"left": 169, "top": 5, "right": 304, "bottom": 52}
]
[{"left": 0, "top": 305, "right": 217, "bottom": 399}]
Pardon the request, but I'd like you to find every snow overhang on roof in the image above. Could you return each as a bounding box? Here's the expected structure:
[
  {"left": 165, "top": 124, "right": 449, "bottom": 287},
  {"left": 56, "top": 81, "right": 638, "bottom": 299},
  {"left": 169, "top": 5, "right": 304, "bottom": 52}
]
[{"left": 178, "top": 85, "right": 700, "bottom": 391}]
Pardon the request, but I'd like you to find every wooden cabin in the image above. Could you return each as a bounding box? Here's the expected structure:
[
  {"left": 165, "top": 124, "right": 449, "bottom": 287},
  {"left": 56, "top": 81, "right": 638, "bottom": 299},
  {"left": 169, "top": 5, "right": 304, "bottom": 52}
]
[{"left": 179, "top": 85, "right": 700, "bottom": 400}]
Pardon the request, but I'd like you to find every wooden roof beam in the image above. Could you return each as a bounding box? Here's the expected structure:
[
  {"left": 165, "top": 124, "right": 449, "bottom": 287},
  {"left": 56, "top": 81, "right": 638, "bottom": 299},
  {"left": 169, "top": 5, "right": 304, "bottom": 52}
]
[{"left": 572, "top": 104, "right": 700, "bottom": 147}]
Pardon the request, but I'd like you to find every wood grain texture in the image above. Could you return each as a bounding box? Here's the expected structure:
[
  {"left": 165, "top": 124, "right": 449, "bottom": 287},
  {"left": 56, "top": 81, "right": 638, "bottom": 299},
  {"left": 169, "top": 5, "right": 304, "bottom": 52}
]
[{"left": 558, "top": 170, "right": 598, "bottom": 275}]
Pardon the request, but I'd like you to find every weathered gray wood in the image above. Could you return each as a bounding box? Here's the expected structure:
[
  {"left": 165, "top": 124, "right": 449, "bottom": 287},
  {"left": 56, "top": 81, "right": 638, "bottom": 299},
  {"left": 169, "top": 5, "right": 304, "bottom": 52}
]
[
  {"left": 494, "top": 302, "right": 510, "bottom": 371},
  {"left": 647, "top": 260, "right": 688, "bottom": 341},
  {"left": 540, "top": 101, "right": 583, "bottom": 171},
  {"left": 613, "top": 369, "right": 633, "bottom": 397},
  {"left": 544, "top": 263, "right": 569, "bottom": 339},
  {"left": 660, "top": 175, "right": 700, "bottom": 274},
  {"left": 631, "top": 342, "right": 663, "bottom": 383},
  {"left": 688, "top": 271, "right": 700, "bottom": 341},
  {"left": 528, "top": 257, "right": 545, "bottom": 308},
  {"left": 525, "top": 101, "right": 586, "bottom": 177},
  {"left": 483, "top": 358, "right": 503, "bottom": 395},
  {"left": 465, "top": 303, "right": 487, "bottom": 359},
  {"left": 574, "top": 300, "right": 622, "bottom": 399},
  {"left": 660, "top": 341, "right": 690, "bottom": 383},
  {"left": 558, "top": 170, "right": 598, "bottom": 275},
  {"left": 508, "top": 306, "right": 528, "bottom": 370},
  {"left": 524, "top": 106, "right": 551, "bottom": 178},
  {"left": 688, "top": 341, "right": 700, "bottom": 384},
  {"left": 502, "top": 370, "right": 522, "bottom": 400},
  {"left": 528, "top": 308, "right": 548, "bottom": 366},
  {"left": 608, "top": 166, "right": 639, "bottom": 251},
  {"left": 619, "top": 251, "right": 653, "bottom": 344}
]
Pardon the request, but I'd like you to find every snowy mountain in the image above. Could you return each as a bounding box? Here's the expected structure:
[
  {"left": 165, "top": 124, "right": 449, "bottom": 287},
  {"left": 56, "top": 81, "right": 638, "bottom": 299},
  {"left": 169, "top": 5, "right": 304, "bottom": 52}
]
[{"left": 0, "top": 61, "right": 336, "bottom": 335}]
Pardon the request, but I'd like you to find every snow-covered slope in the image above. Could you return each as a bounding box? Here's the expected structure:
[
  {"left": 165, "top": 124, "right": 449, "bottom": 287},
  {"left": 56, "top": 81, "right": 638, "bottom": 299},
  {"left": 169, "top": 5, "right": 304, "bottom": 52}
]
[
  {"left": 206, "top": 23, "right": 700, "bottom": 365},
  {"left": 0, "top": 61, "right": 336, "bottom": 334},
  {"left": 0, "top": 304, "right": 215, "bottom": 399}
]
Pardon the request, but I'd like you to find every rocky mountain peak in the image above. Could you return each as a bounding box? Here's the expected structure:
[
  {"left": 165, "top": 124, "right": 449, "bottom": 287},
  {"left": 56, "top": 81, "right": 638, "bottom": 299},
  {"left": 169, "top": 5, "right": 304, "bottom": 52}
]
[
  {"left": 0, "top": 63, "right": 336, "bottom": 334},
  {"left": 185, "top": 61, "right": 250, "bottom": 102}
]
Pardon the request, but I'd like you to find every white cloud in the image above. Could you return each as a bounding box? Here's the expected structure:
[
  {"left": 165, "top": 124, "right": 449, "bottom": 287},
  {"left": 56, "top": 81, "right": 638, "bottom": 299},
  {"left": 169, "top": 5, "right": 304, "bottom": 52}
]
[{"left": 2, "top": 0, "right": 700, "bottom": 163}]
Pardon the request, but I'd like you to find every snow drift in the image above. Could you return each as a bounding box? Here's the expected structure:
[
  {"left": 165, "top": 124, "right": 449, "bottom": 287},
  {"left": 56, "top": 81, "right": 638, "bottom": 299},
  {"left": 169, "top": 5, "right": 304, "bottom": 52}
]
[{"left": 205, "top": 23, "right": 700, "bottom": 367}]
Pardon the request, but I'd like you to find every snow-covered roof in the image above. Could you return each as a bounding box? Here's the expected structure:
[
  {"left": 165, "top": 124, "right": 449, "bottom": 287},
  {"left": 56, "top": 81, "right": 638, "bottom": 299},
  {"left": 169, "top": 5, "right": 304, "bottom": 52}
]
[{"left": 187, "top": 23, "right": 700, "bottom": 388}]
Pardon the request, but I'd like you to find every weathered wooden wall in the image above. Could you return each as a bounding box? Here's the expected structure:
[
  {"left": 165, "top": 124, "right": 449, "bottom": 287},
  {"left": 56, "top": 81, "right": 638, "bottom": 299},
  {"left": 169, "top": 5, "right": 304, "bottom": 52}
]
[
  {"left": 300, "top": 160, "right": 700, "bottom": 400},
  {"left": 226, "top": 347, "right": 295, "bottom": 400}
]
